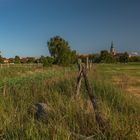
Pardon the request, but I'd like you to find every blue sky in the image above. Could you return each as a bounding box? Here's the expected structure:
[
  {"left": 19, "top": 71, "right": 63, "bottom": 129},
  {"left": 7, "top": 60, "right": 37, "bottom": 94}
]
[{"left": 0, "top": 0, "right": 140, "bottom": 58}]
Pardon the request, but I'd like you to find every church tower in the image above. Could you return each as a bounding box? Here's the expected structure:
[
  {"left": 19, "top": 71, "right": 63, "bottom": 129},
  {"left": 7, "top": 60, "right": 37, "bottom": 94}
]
[{"left": 110, "top": 41, "right": 116, "bottom": 55}]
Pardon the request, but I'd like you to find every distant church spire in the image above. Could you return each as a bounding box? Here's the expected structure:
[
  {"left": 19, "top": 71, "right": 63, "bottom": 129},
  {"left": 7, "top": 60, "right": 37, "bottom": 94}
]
[{"left": 110, "top": 41, "right": 116, "bottom": 55}]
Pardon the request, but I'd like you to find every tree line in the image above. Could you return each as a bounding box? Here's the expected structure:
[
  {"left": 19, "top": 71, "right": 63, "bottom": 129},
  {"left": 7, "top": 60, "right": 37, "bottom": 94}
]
[{"left": 0, "top": 36, "right": 140, "bottom": 66}]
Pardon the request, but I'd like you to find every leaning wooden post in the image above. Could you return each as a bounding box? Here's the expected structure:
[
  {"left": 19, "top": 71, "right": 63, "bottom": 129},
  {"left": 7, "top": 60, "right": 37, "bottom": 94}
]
[
  {"left": 76, "top": 59, "right": 82, "bottom": 96},
  {"left": 86, "top": 56, "right": 89, "bottom": 70},
  {"left": 82, "top": 65, "right": 105, "bottom": 129},
  {"left": 89, "top": 60, "right": 92, "bottom": 70}
]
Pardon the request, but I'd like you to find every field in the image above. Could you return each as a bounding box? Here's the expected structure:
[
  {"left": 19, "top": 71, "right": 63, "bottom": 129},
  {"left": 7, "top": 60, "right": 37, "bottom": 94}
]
[
  {"left": 96, "top": 63, "right": 140, "bottom": 97},
  {"left": 0, "top": 63, "right": 140, "bottom": 140}
]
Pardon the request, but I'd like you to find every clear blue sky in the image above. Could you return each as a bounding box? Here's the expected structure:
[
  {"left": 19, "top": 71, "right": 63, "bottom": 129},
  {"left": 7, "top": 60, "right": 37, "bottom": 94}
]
[{"left": 0, "top": 0, "right": 140, "bottom": 58}]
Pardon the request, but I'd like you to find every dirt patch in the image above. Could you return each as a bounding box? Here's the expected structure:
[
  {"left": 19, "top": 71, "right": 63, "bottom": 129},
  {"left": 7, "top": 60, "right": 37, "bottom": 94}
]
[
  {"left": 112, "top": 75, "right": 140, "bottom": 97},
  {"left": 126, "top": 86, "right": 140, "bottom": 97}
]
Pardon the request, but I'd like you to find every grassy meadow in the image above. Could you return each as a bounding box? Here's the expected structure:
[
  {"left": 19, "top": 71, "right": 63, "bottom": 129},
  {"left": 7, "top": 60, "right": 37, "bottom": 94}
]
[
  {"left": 96, "top": 63, "right": 140, "bottom": 97},
  {"left": 0, "top": 63, "right": 140, "bottom": 140}
]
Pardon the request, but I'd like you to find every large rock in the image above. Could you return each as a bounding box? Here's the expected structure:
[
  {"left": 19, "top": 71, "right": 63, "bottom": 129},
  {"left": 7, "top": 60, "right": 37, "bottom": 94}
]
[{"left": 28, "top": 103, "right": 51, "bottom": 124}]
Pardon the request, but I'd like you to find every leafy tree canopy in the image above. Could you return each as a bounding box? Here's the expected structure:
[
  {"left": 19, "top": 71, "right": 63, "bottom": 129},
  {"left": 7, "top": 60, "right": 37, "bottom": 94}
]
[
  {"left": 0, "top": 55, "right": 4, "bottom": 63},
  {"left": 119, "top": 52, "right": 129, "bottom": 63},
  {"left": 47, "top": 36, "right": 76, "bottom": 65},
  {"left": 100, "top": 50, "right": 116, "bottom": 63},
  {"left": 14, "top": 55, "right": 20, "bottom": 64}
]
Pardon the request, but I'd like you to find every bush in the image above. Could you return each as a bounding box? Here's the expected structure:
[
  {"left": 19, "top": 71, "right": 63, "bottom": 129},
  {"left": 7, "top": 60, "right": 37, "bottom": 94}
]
[{"left": 41, "top": 56, "right": 54, "bottom": 67}]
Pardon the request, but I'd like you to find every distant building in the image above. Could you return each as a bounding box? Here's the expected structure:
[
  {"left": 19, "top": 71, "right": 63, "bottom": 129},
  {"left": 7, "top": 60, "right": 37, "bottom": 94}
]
[
  {"left": 3, "top": 58, "right": 9, "bottom": 63},
  {"left": 110, "top": 41, "right": 116, "bottom": 55}
]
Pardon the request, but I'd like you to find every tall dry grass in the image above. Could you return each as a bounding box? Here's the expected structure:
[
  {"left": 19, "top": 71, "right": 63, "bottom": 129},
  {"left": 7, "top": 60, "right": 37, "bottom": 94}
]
[{"left": 0, "top": 65, "right": 139, "bottom": 139}]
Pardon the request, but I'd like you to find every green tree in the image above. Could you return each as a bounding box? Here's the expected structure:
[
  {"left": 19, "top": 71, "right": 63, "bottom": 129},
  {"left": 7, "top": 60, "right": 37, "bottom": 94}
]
[
  {"left": 119, "top": 52, "right": 129, "bottom": 63},
  {"left": 70, "top": 50, "right": 77, "bottom": 64},
  {"left": 100, "top": 50, "right": 109, "bottom": 61},
  {"left": 0, "top": 55, "right": 4, "bottom": 63},
  {"left": 43, "top": 56, "right": 54, "bottom": 67},
  {"left": 27, "top": 57, "right": 35, "bottom": 63},
  {"left": 39, "top": 56, "right": 54, "bottom": 67},
  {"left": 14, "top": 56, "right": 20, "bottom": 64},
  {"left": 39, "top": 56, "right": 45, "bottom": 63},
  {"left": 47, "top": 36, "right": 76, "bottom": 65},
  {"left": 129, "top": 56, "right": 140, "bottom": 62},
  {"left": 99, "top": 50, "right": 116, "bottom": 63}
]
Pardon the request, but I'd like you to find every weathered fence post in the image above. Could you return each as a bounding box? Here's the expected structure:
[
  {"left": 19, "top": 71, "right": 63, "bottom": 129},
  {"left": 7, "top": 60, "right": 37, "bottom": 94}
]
[
  {"left": 76, "top": 62, "right": 106, "bottom": 131},
  {"left": 86, "top": 56, "right": 89, "bottom": 69},
  {"left": 76, "top": 59, "right": 83, "bottom": 96},
  {"left": 89, "top": 60, "right": 92, "bottom": 70},
  {"left": 82, "top": 65, "right": 105, "bottom": 129}
]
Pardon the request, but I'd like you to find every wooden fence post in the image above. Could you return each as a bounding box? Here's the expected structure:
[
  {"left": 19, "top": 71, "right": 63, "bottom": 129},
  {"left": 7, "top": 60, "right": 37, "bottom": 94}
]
[
  {"left": 82, "top": 65, "right": 105, "bottom": 129},
  {"left": 76, "top": 64, "right": 107, "bottom": 131},
  {"left": 76, "top": 59, "right": 82, "bottom": 96},
  {"left": 86, "top": 56, "right": 89, "bottom": 69}
]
